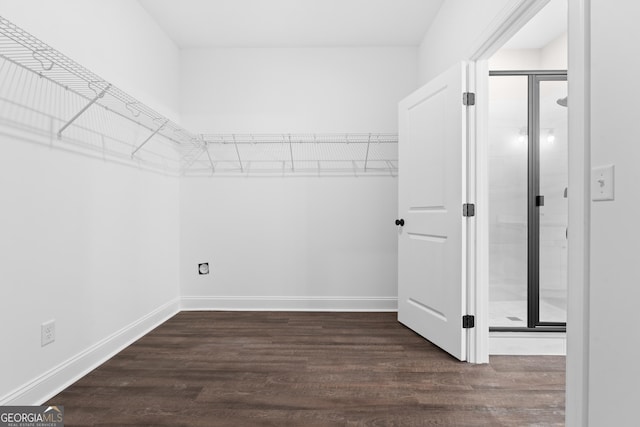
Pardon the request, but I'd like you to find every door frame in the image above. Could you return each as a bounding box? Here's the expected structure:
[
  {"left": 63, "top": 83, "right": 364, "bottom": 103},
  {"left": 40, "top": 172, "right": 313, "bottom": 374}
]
[
  {"left": 464, "top": 0, "right": 553, "bottom": 364},
  {"left": 465, "top": 0, "right": 590, "bottom": 424}
]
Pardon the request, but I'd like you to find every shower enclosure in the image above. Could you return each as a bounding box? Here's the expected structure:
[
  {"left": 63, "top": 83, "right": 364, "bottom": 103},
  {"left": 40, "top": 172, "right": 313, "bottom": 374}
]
[{"left": 488, "top": 71, "right": 568, "bottom": 331}]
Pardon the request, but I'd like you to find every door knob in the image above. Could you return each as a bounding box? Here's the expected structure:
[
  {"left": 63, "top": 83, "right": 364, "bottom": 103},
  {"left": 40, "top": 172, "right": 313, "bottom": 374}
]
[{"left": 395, "top": 219, "right": 405, "bottom": 226}]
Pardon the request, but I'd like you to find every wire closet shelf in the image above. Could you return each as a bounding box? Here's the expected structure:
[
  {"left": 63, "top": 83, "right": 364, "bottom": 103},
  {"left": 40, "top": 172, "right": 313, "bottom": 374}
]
[
  {"left": 190, "top": 133, "right": 398, "bottom": 176},
  {"left": 0, "top": 16, "right": 398, "bottom": 176}
]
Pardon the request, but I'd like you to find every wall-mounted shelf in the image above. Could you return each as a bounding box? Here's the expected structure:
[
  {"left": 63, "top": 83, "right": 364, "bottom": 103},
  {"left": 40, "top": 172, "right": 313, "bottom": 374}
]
[
  {"left": 0, "top": 16, "right": 202, "bottom": 174},
  {"left": 0, "top": 16, "right": 398, "bottom": 177},
  {"left": 183, "top": 133, "right": 398, "bottom": 176}
]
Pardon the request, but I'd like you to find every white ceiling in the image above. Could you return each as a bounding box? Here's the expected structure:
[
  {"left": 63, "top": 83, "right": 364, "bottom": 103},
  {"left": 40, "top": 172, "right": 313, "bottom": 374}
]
[
  {"left": 502, "top": 0, "right": 567, "bottom": 49},
  {"left": 138, "top": 0, "right": 444, "bottom": 48}
]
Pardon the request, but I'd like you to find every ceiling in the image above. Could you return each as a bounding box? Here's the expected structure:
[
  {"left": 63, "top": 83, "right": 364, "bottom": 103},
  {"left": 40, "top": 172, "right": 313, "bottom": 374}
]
[
  {"left": 138, "top": 0, "right": 444, "bottom": 48},
  {"left": 502, "top": 0, "right": 567, "bottom": 49}
]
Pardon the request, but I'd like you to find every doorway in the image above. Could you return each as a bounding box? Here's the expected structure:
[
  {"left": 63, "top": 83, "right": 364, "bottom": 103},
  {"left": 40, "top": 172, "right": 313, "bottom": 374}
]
[
  {"left": 488, "top": 70, "right": 568, "bottom": 331},
  {"left": 396, "top": 0, "right": 570, "bottom": 362}
]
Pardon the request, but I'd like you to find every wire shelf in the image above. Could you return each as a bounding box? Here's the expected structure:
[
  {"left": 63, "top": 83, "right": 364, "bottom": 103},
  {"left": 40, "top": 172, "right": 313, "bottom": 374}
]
[
  {"left": 0, "top": 16, "right": 201, "bottom": 174},
  {"left": 0, "top": 16, "right": 397, "bottom": 177},
  {"left": 185, "top": 133, "right": 398, "bottom": 176}
]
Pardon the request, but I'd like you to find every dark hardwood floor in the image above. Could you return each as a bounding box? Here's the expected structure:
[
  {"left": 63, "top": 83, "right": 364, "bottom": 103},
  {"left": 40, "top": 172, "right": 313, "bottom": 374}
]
[{"left": 47, "top": 312, "right": 565, "bottom": 426}]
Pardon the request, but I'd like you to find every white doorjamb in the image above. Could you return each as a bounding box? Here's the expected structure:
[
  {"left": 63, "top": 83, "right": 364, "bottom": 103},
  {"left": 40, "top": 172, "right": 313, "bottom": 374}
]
[
  {"left": 467, "top": 59, "right": 487, "bottom": 364},
  {"left": 464, "top": 60, "right": 482, "bottom": 363},
  {"left": 565, "top": 0, "right": 590, "bottom": 425}
]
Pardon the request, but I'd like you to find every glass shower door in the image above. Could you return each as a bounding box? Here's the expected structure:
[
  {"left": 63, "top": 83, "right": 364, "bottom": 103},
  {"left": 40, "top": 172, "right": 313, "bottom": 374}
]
[
  {"left": 489, "top": 71, "right": 567, "bottom": 331},
  {"left": 488, "top": 75, "right": 529, "bottom": 328},
  {"left": 537, "top": 78, "right": 568, "bottom": 324}
]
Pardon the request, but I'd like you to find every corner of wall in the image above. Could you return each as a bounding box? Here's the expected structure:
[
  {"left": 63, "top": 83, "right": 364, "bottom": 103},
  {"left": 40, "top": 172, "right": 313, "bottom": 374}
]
[{"left": 0, "top": 298, "right": 180, "bottom": 405}]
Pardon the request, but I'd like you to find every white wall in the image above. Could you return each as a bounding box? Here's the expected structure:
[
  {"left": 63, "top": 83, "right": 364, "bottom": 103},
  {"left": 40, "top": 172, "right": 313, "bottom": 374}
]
[
  {"left": 540, "top": 33, "right": 568, "bottom": 70},
  {"left": 0, "top": 0, "right": 181, "bottom": 121},
  {"left": 0, "top": 2, "right": 181, "bottom": 403},
  {"left": 587, "top": 0, "right": 640, "bottom": 424},
  {"left": 489, "top": 49, "right": 542, "bottom": 70},
  {"left": 489, "top": 33, "right": 568, "bottom": 70},
  {"left": 180, "top": 177, "right": 397, "bottom": 310},
  {"left": 0, "top": 135, "right": 180, "bottom": 403},
  {"left": 418, "top": 0, "right": 517, "bottom": 83},
  {"left": 178, "top": 47, "right": 413, "bottom": 310},
  {"left": 180, "top": 47, "right": 418, "bottom": 132}
]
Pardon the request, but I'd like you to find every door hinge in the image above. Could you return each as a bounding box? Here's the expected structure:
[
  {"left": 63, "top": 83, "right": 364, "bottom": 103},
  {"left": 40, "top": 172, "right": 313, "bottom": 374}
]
[
  {"left": 463, "top": 203, "right": 475, "bottom": 217},
  {"left": 462, "top": 315, "right": 475, "bottom": 329},
  {"left": 463, "top": 92, "right": 476, "bottom": 106}
]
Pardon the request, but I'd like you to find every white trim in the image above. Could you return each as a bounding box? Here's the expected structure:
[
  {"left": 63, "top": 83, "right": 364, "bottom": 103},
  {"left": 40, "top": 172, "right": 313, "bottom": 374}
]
[
  {"left": 566, "top": 0, "right": 591, "bottom": 425},
  {"left": 470, "top": 59, "right": 490, "bottom": 364},
  {"left": 468, "top": 0, "right": 551, "bottom": 61},
  {"left": 0, "top": 298, "right": 180, "bottom": 406},
  {"left": 181, "top": 296, "right": 398, "bottom": 312},
  {"left": 465, "top": 60, "right": 485, "bottom": 363},
  {"left": 490, "top": 332, "right": 566, "bottom": 356}
]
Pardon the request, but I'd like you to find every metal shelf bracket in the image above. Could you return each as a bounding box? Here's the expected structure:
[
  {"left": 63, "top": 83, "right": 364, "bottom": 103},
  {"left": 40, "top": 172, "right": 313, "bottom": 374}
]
[
  {"left": 288, "top": 134, "right": 294, "bottom": 172},
  {"left": 232, "top": 134, "right": 243, "bottom": 172},
  {"left": 364, "top": 133, "right": 372, "bottom": 172},
  {"left": 57, "top": 83, "right": 111, "bottom": 138},
  {"left": 204, "top": 141, "right": 215, "bottom": 174},
  {"left": 131, "top": 119, "right": 168, "bottom": 157}
]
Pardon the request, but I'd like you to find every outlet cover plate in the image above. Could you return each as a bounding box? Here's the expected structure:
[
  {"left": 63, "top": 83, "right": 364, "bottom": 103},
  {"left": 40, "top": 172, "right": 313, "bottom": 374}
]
[
  {"left": 592, "top": 165, "right": 615, "bottom": 201},
  {"left": 41, "top": 319, "right": 55, "bottom": 347}
]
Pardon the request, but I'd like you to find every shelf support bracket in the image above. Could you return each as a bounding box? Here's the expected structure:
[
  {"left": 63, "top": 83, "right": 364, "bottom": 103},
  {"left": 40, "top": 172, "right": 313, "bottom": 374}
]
[
  {"left": 131, "top": 119, "right": 168, "bottom": 157},
  {"left": 385, "top": 160, "right": 396, "bottom": 176},
  {"left": 57, "top": 84, "right": 111, "bottom": 138},
  {"left": 288, "top": 134, "right": 295, "bottom": 172},
  {"left": 233, "top": 134, "right": 244, "bottom": 172},
  {"left": 204, "top": 141, "right": 215, "bottom": 175},
  {"left": 364, "top": 133, "right": 371, "bottom": 172}
]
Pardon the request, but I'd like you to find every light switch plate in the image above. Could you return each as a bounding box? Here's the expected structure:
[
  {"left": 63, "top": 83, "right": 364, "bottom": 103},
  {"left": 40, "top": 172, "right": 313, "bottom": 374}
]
[{"left": 592, "top": 165, "right": 615, "bottom": 201}]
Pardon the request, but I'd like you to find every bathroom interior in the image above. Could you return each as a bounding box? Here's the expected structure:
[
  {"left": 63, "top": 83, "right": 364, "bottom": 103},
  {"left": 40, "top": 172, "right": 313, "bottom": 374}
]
[{"left": 488, "top": 0, "right": 568, "bottom": 334}]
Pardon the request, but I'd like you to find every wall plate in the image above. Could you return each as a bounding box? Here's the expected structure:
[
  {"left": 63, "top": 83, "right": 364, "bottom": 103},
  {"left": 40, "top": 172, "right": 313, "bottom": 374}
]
[
  {"left": 592, "top": 165, "right": 615, "bottom": 201},
  {"left": 41, "top": 319, "right": 55, "bottom": 347}
]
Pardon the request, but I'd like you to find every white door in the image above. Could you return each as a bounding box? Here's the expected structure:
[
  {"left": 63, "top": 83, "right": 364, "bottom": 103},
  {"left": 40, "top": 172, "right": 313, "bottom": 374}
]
[{"left": 397, "top": 62, "right": 470, "bottom": 361}]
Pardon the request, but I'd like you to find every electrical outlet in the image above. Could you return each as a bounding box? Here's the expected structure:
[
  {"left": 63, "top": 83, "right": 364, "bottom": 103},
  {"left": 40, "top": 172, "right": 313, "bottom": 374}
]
[
  {"left": 198, "top": 262, "right": 209, "bottom": 275},
  {"left": 41, "top": 319, "right": 55, "bottom": 347}
]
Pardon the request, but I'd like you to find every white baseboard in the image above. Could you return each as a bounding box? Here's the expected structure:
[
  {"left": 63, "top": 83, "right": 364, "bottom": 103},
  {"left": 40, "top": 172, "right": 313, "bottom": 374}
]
[
  {"left": 181, "top": 296, "right": 398, "bottom": 312},
  {"left": 489, "top": 331, "right": 566, "bottom": 356},
  {"left": 0, "top": 298, "right": 180, "bottom": 406}
]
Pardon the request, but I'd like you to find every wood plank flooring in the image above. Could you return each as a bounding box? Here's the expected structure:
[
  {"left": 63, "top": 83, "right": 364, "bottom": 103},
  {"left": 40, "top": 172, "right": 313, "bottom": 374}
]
[{"left": 47, "top": 312, "right": 565, "bottom": 426}]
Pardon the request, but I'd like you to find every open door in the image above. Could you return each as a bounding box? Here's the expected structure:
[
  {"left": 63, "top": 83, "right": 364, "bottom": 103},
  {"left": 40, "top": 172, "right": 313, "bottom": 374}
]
[{"left": 397, "top": 62, "right": 471, "bottom": 361}]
